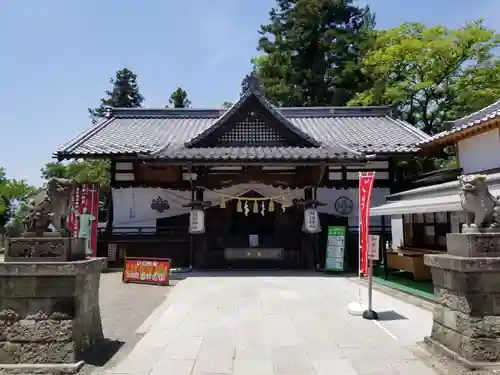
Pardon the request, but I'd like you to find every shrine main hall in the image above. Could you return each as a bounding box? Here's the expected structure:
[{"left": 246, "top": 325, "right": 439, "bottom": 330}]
[{"left": 55, "top": 81, "right": 430, "bottom": 270}]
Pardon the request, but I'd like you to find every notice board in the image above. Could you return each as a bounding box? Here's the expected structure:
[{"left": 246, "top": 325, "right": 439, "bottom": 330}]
[
  {"left": 122, "top": 257, "right": 171, "bottom": 286},
  {"left": 325, "top": 225, "right": 347, "bottom": 271}
]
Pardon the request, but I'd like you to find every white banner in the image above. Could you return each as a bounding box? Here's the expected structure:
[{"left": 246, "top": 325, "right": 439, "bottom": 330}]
[{"left": 111, "top": 184, "right": 305, "bottom": 229}]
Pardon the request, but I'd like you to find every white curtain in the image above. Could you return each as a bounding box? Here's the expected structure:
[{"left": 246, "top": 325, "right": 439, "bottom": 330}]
[
  {"left": 111, "top": 184, "right": 305, "bottom": 230},
  {"left": 316, "top": 187, "right": 390, "bottom": 227}
]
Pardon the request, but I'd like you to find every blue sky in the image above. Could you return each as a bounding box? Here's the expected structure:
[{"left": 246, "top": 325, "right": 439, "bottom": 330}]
[{"left": 1, "top": 0, "right": 498, "bottom": 186}]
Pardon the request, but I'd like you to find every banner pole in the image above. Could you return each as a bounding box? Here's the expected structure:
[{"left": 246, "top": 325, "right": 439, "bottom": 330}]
[
  {"left": 362, "top": 173, "right": 378, "bottom": 321},
  {"left": 348, "top": 172, "right": 367, "bottom": 316},
  {"left": 89, "top": 183, "right": 95, "bottom": 257}
]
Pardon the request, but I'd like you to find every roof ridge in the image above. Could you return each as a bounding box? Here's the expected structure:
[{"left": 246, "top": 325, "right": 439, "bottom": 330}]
[
  {"left": 109, "top": 106, "right": 392, "bottom": 118},
  {"left": 385, "top": 116, "right": 430, "bottom": 141},
  {"left": 111, "top": 108, "right": 221, "bottom": 118},
  {"left": 453, "top": 98, "right": 500, "bottom": 127},
  {"left": 279, "top": 106, "right": 391, "bottom": 117}
]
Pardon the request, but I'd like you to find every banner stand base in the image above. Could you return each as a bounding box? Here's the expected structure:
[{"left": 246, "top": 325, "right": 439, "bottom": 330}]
[
  {"left": 347, "top": 287, "right": 367, "bottom": 316},
  {"left": 362, "top": 309, "right": 378, "bottom": 320},
  {"left": 348, "top": 301, "right": 367, "bottom": 316}
]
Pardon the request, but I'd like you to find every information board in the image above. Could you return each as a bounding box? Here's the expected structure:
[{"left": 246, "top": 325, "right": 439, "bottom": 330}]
[
  {"left": 325, "top": 226, "right": 347, "bottom": 271},
  {"left": 123, "top": 257, "right": 170, "bottom": 286}
]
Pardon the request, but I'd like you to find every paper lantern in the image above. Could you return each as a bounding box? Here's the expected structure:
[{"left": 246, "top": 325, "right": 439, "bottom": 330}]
[
  {"left": 253, "top": 201, "right": 259, "bottom": 213},
  {"left": 236, "top": 200, "right": 242, "bottom": 212},
  {"left": 220, "top": 196, "right": 226, "bottom": 209},
  {"left": 189, "top": 208, "right": 205, "bottom": 234},
  {"left": 303, "top": 208, "right": 321, "bottom": 233}
]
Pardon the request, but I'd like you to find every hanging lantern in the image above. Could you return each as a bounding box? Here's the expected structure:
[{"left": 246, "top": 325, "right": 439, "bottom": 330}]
[
  {"left": 189, "top": 208, "right": 205, "bottom": 234},
  {"left": 268, "top": 199, "right": 275, "bottom": 212},
  {"left": 303, "top": 207, "right": 321, "bottom": 234},
  {"left": 282, "top": 197, "right": 287, "bottom": 213},
  {"left": 253, "top": 200, "right": 259, "bottom": 213},
  {"left": 236, "top": 200, "right": 242, "bottom": 212},
  {"left": 220, "top": 196, "right": 226, "bottom": 209}
]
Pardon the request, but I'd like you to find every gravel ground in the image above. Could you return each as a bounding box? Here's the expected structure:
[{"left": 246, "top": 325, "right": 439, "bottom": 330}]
[{"left": 78, "top": 270, "right": 174, "bottom": 375}]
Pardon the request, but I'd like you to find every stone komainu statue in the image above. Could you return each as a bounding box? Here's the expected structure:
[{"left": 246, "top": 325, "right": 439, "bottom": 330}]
[
  {"left": 22, "top": 178, "right": 75, "bottom": 235},
  {"left": 458, "top": 174, "right": 500, "bottom": 229}
]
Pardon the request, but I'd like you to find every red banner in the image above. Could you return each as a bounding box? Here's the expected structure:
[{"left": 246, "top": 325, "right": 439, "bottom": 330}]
[
  {"left": 359, "top": 173, "right": 375, "bottom": 276},
  {"left": 123, "top": 257, "right": 170, "bottom": 285},
  {"left": 67, "top": 183, "right": 99, "bottom": 257}
]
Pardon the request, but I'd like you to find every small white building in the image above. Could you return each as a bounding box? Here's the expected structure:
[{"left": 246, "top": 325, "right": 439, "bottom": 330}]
[{"left": 370, "top": 99, "right": 500, "bottom": 280}]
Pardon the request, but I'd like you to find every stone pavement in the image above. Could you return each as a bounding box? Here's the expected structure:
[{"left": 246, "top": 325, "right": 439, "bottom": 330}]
[{"left": 101, "top": 272, "right": 439, "bottom": 375}]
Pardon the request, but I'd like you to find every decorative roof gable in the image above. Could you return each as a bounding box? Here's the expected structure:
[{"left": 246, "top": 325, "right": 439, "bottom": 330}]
[{"left": 185, "top": 86, "right": 320, "bottom": 148}]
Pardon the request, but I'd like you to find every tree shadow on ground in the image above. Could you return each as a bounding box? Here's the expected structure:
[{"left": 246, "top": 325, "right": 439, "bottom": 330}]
[{"left": 80, "top": 339, "right": 125, "bottom": 367}]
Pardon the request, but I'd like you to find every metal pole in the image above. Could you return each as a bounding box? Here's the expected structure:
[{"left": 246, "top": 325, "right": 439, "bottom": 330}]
[
  {"left": 367, "top": 258, "right": 373, "bottom": 311},
  {"left": 363, "top": 254, "right": 378, "bottom": 320}
]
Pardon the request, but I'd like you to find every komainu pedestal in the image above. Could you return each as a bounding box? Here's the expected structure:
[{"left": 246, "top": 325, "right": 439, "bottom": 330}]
[
  {"left": 5, "top": 235, "right": 86, "bottom": 262},
  {"left": 0, "top": 258, "right": 105, "bottom": 373},
  {"left": 424, "top": 232, "right": 500, "bottom": 368}
]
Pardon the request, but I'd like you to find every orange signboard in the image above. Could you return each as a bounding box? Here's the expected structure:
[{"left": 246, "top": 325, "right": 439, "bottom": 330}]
[{"left": 122, "top": 257, "right": 170, "bottom": 285}]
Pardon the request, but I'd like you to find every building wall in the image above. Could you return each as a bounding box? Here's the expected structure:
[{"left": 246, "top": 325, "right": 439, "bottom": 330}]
[{"left": 458, "top": 129, "right": 500, "bottom": 174}]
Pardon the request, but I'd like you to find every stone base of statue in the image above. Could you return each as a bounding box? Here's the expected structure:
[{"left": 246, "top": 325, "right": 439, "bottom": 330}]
[
  {"left": 5, "top": 234, "right": 86, "bottom": 262},
  {"left": 0, "top": 258, "right": 105, "bottom": 373},
  {"left": 424, "top": 231, "right": 500, "bottom": 369}
]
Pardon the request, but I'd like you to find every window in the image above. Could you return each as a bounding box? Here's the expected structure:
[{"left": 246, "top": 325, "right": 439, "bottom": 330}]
[{"left": 402, "top": 212, "right": 451, "bottom": 251}]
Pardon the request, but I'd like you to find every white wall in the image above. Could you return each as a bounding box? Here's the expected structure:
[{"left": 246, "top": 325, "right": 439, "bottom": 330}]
[
  {"left": 458, "top": 129, "right": 500, "bottom": 174},
  {"left": 390, "top": 215, "right": 404, "bottom": 249}
]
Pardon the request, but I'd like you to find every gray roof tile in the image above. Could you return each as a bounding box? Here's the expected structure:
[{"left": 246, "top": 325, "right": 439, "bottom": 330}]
[
  {"left": 418, "top": 98, "right": 500, "bottom": 146},
  {"left": 57, "top": 104, "right": 430, "bottom": 161}
]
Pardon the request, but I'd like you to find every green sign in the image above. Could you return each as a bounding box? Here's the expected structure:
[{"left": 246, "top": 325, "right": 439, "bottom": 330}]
[{"left": 325, "top": 226, "right": 346, "bottom": 271}]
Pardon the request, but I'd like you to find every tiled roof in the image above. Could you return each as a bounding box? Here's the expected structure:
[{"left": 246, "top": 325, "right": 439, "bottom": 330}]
[
  {"left": 56, "top": 102, "right": 429, "bottom": 162},
  {"left": 418, "top": 99, "right": 500, "bottom": 146}
]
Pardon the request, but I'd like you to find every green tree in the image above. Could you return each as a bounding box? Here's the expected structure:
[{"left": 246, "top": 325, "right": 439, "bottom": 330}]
[
  {"left": 221, "top": 101, "right": 233, "bottom": 108},
  {"left": 41, "top": 161, "right": 110, "bottom": 187},
  {"left": 254, "top": 0, "right": 375, "bottom": 107},
  {"left": 349, "top": 21, "right": 500, "bottom": 135},
  {"left": 88, "top": 68, "right": 145, "bottom": 123},
  {"left": 167, "top": 87, "right": 191, "bottom": 108},
  {"left": 0, "top": 168, "right": 36, "bottom": 226},
  {"left": 41, "top": 161, "right": 111, "bottom": 221}
]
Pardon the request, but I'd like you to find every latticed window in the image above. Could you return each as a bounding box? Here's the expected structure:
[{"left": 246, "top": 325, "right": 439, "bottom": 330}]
[{"left": 218, "top": 112, "right": 287, "bottom": 145}]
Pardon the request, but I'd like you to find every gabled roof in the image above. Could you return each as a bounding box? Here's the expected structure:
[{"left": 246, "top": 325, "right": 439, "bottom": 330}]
[
  {"left": 185, "top": 88, "right": 320, "bottom": 148},
  {"left": 418, "top": 99, "right": 500, "bottom": 147},
  {"left": 56, "top": 92, "right": 430, "bottom": 162}
]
